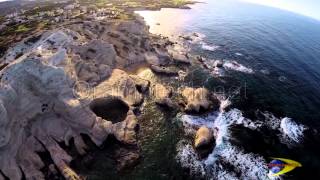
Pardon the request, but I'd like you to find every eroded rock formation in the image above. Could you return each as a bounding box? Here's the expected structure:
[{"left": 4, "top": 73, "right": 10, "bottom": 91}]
[
  {"left": 181, "top": 87, "right": 217, "bottom": 113},
  {"left": 0, "top": 57, "right": 112, "bottom": 180},
  {"left": 0, "top": 9, "right": 218, "bottom": 179},
  {"left": 0, "top": 17, "right": 156, "bottom": 179},
  {"left": 153, "top": 83, "right": 176, "bottom": 108},
  {"left": 194, "top": 126, "right": 215, "bottom": 159}
]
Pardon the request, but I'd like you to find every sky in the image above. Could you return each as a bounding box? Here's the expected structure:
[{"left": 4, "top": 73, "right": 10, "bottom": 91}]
[
  {"left": 0, "top": 0, "right": 319, "bottom": 20},
  {"left": 241, "top": 0, "right": 320, "bottom": 20}
]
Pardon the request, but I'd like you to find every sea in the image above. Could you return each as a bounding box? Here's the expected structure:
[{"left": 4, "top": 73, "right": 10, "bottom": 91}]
[{"left": 74, "top": 0, "right": 320, "bottom": 179}]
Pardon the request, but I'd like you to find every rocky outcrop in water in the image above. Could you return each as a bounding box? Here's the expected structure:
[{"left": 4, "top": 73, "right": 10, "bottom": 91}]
[
  {"left": 214, "top": 60, "right": 223, "bottom": 68},
  {"left": 150, "top": 65, "right": 178, "bottom": 76},
  {"left": 194, "top": 127, "right": 213, "bottom": 148},
  {"left": 194, "top": 126, "right": 215, "bottom": 158},
  {"left": 153, "top": 83, "right": 176, "bottom": 108},
  {"left": 181, "top": 87, "right": 218, "bottom": 113}
]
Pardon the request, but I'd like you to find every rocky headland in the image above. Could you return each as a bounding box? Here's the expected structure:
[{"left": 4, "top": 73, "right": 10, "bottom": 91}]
[{"left": 0, "top": 1, "right": 231, "bottom": 179}]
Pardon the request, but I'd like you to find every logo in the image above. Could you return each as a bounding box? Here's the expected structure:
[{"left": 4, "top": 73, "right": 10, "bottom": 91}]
[{"left": 268, "top": 158, "right": 302, "bottom": 176}]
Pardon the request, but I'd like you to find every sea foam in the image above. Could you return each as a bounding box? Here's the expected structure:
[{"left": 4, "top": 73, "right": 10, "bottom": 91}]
[
  {"left": 178, "top": 109, "right": 268, "bottom": 178},
  {"left": 177, "top": 109, "right": 307, "bottom": 179},
  {"left": 258, "top": 112, "right": 307, "bottom": 145},
  {"left": 200, "top": 42, "right": 220, "bottom": 51},
  {"left": 181, "top": 32, "right": 219, "bottom": 51},
  {"left": 223, "top": 60, "right": 254, "bottom": 74},
  {"left": 280, "top": 117, "right": 306, "bottom": 143}
]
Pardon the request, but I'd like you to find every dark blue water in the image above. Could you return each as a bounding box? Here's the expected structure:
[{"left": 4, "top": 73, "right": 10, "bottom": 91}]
[
  {"left": 70, "top": 1, "right": 320, "bottom": 179},
  {"left": 139, "top": 0, "right": 320, "bottom": 127},
  {"left": 191, "top": 1, "right": 320, "bottom": 128},
  {"left": 136, "top": 0, "right": 320, "bottom": 179}
]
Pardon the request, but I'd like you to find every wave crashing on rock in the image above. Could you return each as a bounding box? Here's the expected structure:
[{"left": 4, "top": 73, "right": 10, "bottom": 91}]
[{"left": 177, "top": 108, "right": 307, "bottom": 179}]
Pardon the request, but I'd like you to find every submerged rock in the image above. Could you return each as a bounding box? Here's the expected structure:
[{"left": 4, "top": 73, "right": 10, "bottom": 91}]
[
  {"left": 115, "top": 148, "right": 140, "bottom": 171},
  {"left": 214, "top": 60, "right": 223, "bottom": 67}
]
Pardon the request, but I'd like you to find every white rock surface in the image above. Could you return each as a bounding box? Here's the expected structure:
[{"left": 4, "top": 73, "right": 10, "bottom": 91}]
[{"left": 0, "top": 23, "right": 146, "bottom": 179}]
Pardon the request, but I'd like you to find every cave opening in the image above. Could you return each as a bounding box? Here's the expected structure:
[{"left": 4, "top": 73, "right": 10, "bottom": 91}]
[{"left": 90, "top": 97, "right": 129, "bottom": 123}]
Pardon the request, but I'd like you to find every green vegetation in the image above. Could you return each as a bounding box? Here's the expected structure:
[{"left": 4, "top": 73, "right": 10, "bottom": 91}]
[
  {"left": 0, "top": 15, "right": 4, "bottom": 24},
  {"left": 0, "top": 20, "right": 50, "bottom": 58},
  {"left": 0, "top": 22, "right": 33, "bottom": 38},
  {"left": 123, "top": 1, "right": 140, "bottom": 8},
  {"left": 23, "top": 2, "right": 66, "bottom": 17},
  {"left": 173, "top": 0, "right": 188, "bottom": 6},
  {"left": 0, "top": 0, "right": 196, "bottom": 58},
  {"left": 94, "top": 0, "right": 110, "bottom": 8},
  {"left": 37, "top": 21, "right": 49, "bottom": 29},
  {"left": 117, "top": 13, "right": 133, "bottom": 20},
  {"left": 78, "top": 0, "right": 194, "bottom": 10},
  {"left": 15, "top": 25, "right": 31, "bottom": 33}
]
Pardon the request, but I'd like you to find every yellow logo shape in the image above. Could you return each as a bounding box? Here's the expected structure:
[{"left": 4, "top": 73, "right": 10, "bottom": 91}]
[{"left": 269, "top": 157, "right": 302, "bottom": 176}]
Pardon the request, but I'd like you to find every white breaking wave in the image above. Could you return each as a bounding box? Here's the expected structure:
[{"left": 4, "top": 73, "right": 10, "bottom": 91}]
[
  {"left": 223, "top": 60, "right": 254, "bottom": 74},
  {"left": 188, "top": 32, "right": 206, "bottom": 43},
  {"left": 235, "top": 52, "right": 244, "bottom": 56},
  {"left": 258, "top": 112, "right": 307, "bottom": 145},
  {"left": 280, "top": 117, "right": 306, "bottom": 143},
  {"left": 206, "top": 142, "right": 269, "bottom": 179},
  {"left": 178, "top": 109, "right": 268, "bottom": 179},
  {"left": 213, "top": 109, "right": 257, "bottom": 145},
  {"left": 203, "top": 59, "right": 254, "bottom": 76},
  {"left": 177, "top": 109, "right": 307, "bottom": 179},
  {"left": 180, "top": 32, "right": 219, "bottom": 51},
  {"left": 200, "top": 42, "right": 220, "bottom": 51},
  {"left": 176, "top": 142, "right": 206, "bottom": 177},
  {"left": 180, "top": 112, "right": 217, "bottom": 136},
  {"left": 219, "top": 98, "right": 232, "bottom": 112}
]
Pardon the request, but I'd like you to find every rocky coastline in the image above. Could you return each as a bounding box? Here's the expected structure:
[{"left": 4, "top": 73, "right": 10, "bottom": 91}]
[{"left": 0, "top": 1, "right": 230, "bottom": 179}]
